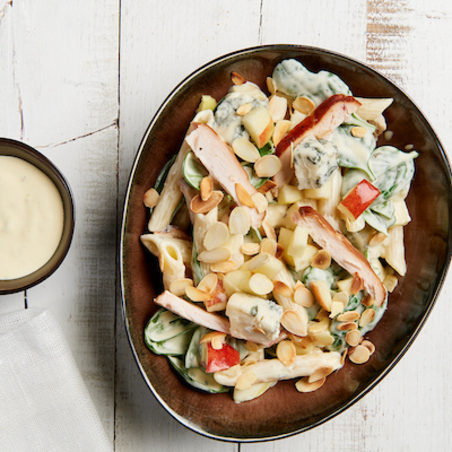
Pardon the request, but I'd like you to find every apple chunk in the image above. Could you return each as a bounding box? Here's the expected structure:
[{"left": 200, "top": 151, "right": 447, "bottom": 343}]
[
  {"left": 337, "top": 179, "right": 381, "bottom": 220},
  {"left": 202, "top": 342, "right": 241, "bottom": 373},
  {"left": 242, "top": 107, "right": 274, "bottom": 148}
]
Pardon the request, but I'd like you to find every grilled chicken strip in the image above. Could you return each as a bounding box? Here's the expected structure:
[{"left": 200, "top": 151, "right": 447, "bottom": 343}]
[
  {"left": 185, "top": 123, "right": 264, "bottom": 228},
  {"left": 293, "top": 206, "right": 387, "bottom": 307},
  {"left": 273, "top": 94, "right": 361, "bottom": 187}
]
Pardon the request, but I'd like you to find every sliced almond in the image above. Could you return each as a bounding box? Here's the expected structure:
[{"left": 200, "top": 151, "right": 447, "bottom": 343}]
[
  {"left": 311, "top": 249, "right": 331, "bottom": 270},
  {"left": 236, "top": 103, "right": 253, "bottom": 116},
  {"left": 266, "top": 77, "right": 276, "bottom": 95},
  {"left": 254, "top": 155, "right": 282, "bottom": 178},
  {"left": 197, "top": 273, "right": 218, "bottom": 294},
  {"left": 199, "top": 176, "right": 213, "bottom": 201},
  {"left": 337, "top": 311, "right": 360, "bottom": 322},
  {"left": 281, "top": 309, "right": 306, "bottom": 336},
  {"left": 359, "top": 308, "right": 375, "bottom": 327},
  {"left": 276, "top": 340, "right": 297, "bottom": 367},
  {"left": 231, "top": 71, "right": 246, "bottom": 86},
  {"left": 308, "top": 316, "right": 330, "bottom": 334},
  {"left": 273, "top": 280, "right": 293, "bottom": 298},
  {"left": 345, "top": 329, "right": 361, "bottom": 347},
  {"left": 261, "top": 219, "right": 277, "bottom": 241},
  {"left": 260, "top": 237, "right": 277, "bottom": 256},
  {"left": 349, "top": 344, "right": 371, "bottom": 364},
  {"left": 361, "top": 339, "right": 376, "bottom": 355},
  {"left": 198, "top": 247, "right": 231, "bottom": 264},
  {"left": 244, "top": 341, "right": 262, "bottom": 352},
  {"left": 336, "top": 321, "right": 358, "bottom": 331},
  {"left": 332, "top": 291, "right": 349, "bottom": 305},
  {"left": 203, "top": 222, "right": 230, "bottom": 251},
  {"left": 190, "top": 191, "right": 224, "bottom": 214},
  {"left": 143, "top": 188, "right": 160, "bottom": 208},
  {"left": 383, "top": 274, "right": 398, "bottom": 293},
  {"left": 273, "top": 120, "right": 292, "bottom": 146},
  {"left": 329, "top": 301, "right": 345, "bottom": 318},
  {"left": 368, "top": 231, "right": 387, "bottom": 247},
  {"left": 229, "top": 206, "right": 251, "bottom": 235},
  {"left": 311, "top": 280, "right": 332, "bottom": 311},
  {"left": 185, "top": 286, "right": 210, "bottom": 302},
  {"left": 249, "top": 272, "right": 274, "bottom": 295},
  {"left": 308, "top": 365, "right": 334, "bottom": 383},
  {"left": 235, "top": 183, "right": 255, "bottom": 208},
  {"left": 251, "top": 192, "right": 268, "bottom": 214},
  {"left": 295, "top": 376, "right": 326, "bottom": 393},
  {"left": 351, "top": 126, "right": 367, "bottom": 138},
  {"left": 341, "top": 349, "right": 348, "bottom": 366},
  {"left": 210, "top": 260, "right": 237, "bottom": 273},
  {"left": 232, "top": 137, "right": 260, "bottom": 162},
  {"left": 200, "top": 331, "right": 227, "bottom": 350},
  {"left": 169, "top": 278, "right": 193, "bottom": 297},
  {"left": 294, "top": 286, "right": 315, "bottom": 307},
  {"left": 240, "top": 242, "right": 260, "bottom": 255},
  {"left": 257, "top": 179, "right": 277, "bottom": 194},
  {"left": 293, "top": 96, "right": 315, "bottom": 115},
  {"left": 310, "top": 331, "right": 334, "bottom": 347},
  {"left": 351, "top": 273, "right": 364, "bottom": 295},
  {"left": 235, "top": 370, "right": 257, "bottom": 390},
  {"left": 275, "top": 243, "right": 284, "bottom": 259},
  {"left": 268, "top": 95, "right": 288, "bottom": 123}
]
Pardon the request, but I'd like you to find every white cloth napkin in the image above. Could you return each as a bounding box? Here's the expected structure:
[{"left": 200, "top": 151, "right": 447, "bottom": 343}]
[{"left": 0, "top": 309, "right": 112, "bottom": 452}]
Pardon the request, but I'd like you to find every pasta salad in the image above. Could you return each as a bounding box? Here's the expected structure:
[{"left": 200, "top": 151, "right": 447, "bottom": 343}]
[{"left": 140, "top": 59, "right": 417, "bottom": 402}]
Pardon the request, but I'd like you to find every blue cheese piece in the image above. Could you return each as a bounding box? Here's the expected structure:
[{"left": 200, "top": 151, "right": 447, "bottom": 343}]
[
  {"left": 293, "top": 136, "right": 339, "bottom": 189},
  {"left": 226, "top": 293, "right": 283, "bottom": 344},
  {"left": 213, "top": 92, "right": 268, "bottom": 144}
]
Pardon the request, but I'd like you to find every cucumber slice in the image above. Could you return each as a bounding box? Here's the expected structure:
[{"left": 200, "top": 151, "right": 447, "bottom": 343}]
[
  {"left": 146, "top": 329, "right": 194, "bottom": 356},
  {"left": 259, "top": 141, "right": 274, "bottom": 156},
  {"left": 242, "top": 164, "right": 269, "bottom": 189},
  {"left": 168, "top": 356, "right": 228, "bottom": 393},
  {"left": 191, "top": 240, "right": 204, "bottom": 285},
  {"left": 185, "top": 326, "right": 207, "bottom": 369},
  {"left": 145, "top": 309, "right": 197, "bottom": 343},
  {"left": 182, "top": 151, "right": 208, "bottom": 190},
  {"left": 155, "top": 154, "right": 176, "bottom": 194}
]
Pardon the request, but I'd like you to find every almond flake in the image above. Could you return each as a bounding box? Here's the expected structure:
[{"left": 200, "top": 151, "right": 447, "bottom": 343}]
[
  {"left": 249, "top": 273, "right": 274, "bottom": 295},
  {"left": 229, "top": 206, "right": 251, "bottom": 235},
  {"left": 236, "top": 103, "right": 253, "bottom": 116},
  {"left": 268, "top": 95, "right": 288, "bottom": 123},
  {"left": 295, "top": 377, "right": 325, "bottom": 393},
  {"left": 349, "top": 344, "right": 371, "bottom": 364},
  {"left": 260, "top": 237, "right": 277, "bottom": 256},
  {"left": 361, "top": 340, "right": 375, "bottom": 355},
  {"left": 199, "top": 176, "right": 213, "bottom": 201},
  {"left": 345, "top": 329, "right": 361, "bottom": 347},
  {"left": 240, "top": 242, "right": 260, "bottom": 255},
  {"left": 276, "top": 340, "right": 297, "bottom": 366},
  {"left": 143, "top": 188, "right": 160, "bottom": 208},
  {"left": 308, "top": 365, "right": 334, "bottom": 383},
  {"left": 273, "top": 281, "right": 293, "bottom": 298},
  {"left": 336, "top": 321, "right": 358, "bottom": 331},
  {"left": 337, "top": 311, "right": 360, "bottom": 322},
  {"left": 311, "top": 249, "right": 331, "bottom": 270},
  {"left": 311, "top": 280, "right": 332, "bottom": 311},
  {"left": 359, "top": 308, "right": 375, "bottom": 327},
  {"left": 266, "top": 77, "right": 276, "bottom": 95},
  {"left": 254, "top": 155, "right": 282, "bottom": 178},
  {"left": 251, "top": 192, "right": 268, "bottom": 213},
  {"left": 200, "top": 332, "right": 227, "bottom": 350},
  {"left": 281, "top": 310, "right": 307, "bottom": 336},
  {"left": 190, "top": 191, "right": 224, "bottom": 214},
  {"left": 293, "top": 96, "right": 315, "bottom": 115},
  {"left": 257, "top": 179, "right": 277, "bottom": 194},
  {"left": 351, "top": 126, "right": 367, "bottom": 138},
  {"left": 197, "top": 273, "right": 218, "bottom": 294},
  {"left": 198, "top": 247, "right": 231, "bottom": 264},
  {"left": 294, "top": 287, "right": 315, "bottom": 307},
  {"left": 232, "top": 137, "right": 260, "bottom": 162},
  {"left": 185, "top": 286, "right": 210, "bottom": 302},
  {"left": 210, "top": 260, "right": 237, "bottom": 273},
  {"left": 169, "top": 278, "right": 194, "bottom": 297},
  {"left": 231, "top": 71, "right": 246, "bottom": 86},
  {"left": 203, "top": 222, "right": 230, "bottom": 251},
  {"left": 235, "top": 183, "right": 255, "bottom": 208},
  {"left": 351, "top": 273, "right": 364, "bottom": 295},
  {"left": 368, "top": 231, "right": 387, "bottom": 247},
  {"left": 235, "top": 370, "right": 257, "bottom": 390}
]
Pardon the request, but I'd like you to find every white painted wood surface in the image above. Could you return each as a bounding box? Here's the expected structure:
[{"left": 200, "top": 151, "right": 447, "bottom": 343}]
[{"left": 1, "top": 1, "right": 452, "bottom": 450}]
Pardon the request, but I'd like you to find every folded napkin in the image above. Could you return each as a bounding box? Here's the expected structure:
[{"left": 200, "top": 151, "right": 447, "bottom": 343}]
[{"left": 0, "top": 309, "right": 112, "bottom": 451}]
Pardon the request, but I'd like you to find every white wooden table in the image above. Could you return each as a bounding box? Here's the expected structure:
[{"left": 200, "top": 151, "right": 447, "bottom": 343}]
[{"left": 2, "top": 1, "right": 452, "bottom": 450}]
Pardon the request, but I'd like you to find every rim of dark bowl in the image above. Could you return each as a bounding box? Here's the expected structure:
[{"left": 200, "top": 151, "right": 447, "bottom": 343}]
[
  {"left": 120, "top": 44, "right": 452, "bottom": 442},
  {"left": 0, "top": 138, "right": 75, "bottom": 295}
]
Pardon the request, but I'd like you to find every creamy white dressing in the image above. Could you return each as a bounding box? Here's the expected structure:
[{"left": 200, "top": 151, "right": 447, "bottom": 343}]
[
  {"left": 0, "top": 156, "right": 64, "bottom": 279},
  {"left": 272, "top": 59, "right": 350, "bottom": 105}
]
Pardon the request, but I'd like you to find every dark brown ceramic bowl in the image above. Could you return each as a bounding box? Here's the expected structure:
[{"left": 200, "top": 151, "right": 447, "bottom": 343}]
[
  {"left": 0, "top": 139, "right": 75, "bottom": 295},
  {"left": 120, "top": 45, "right": 452, "bottom": 441}
]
